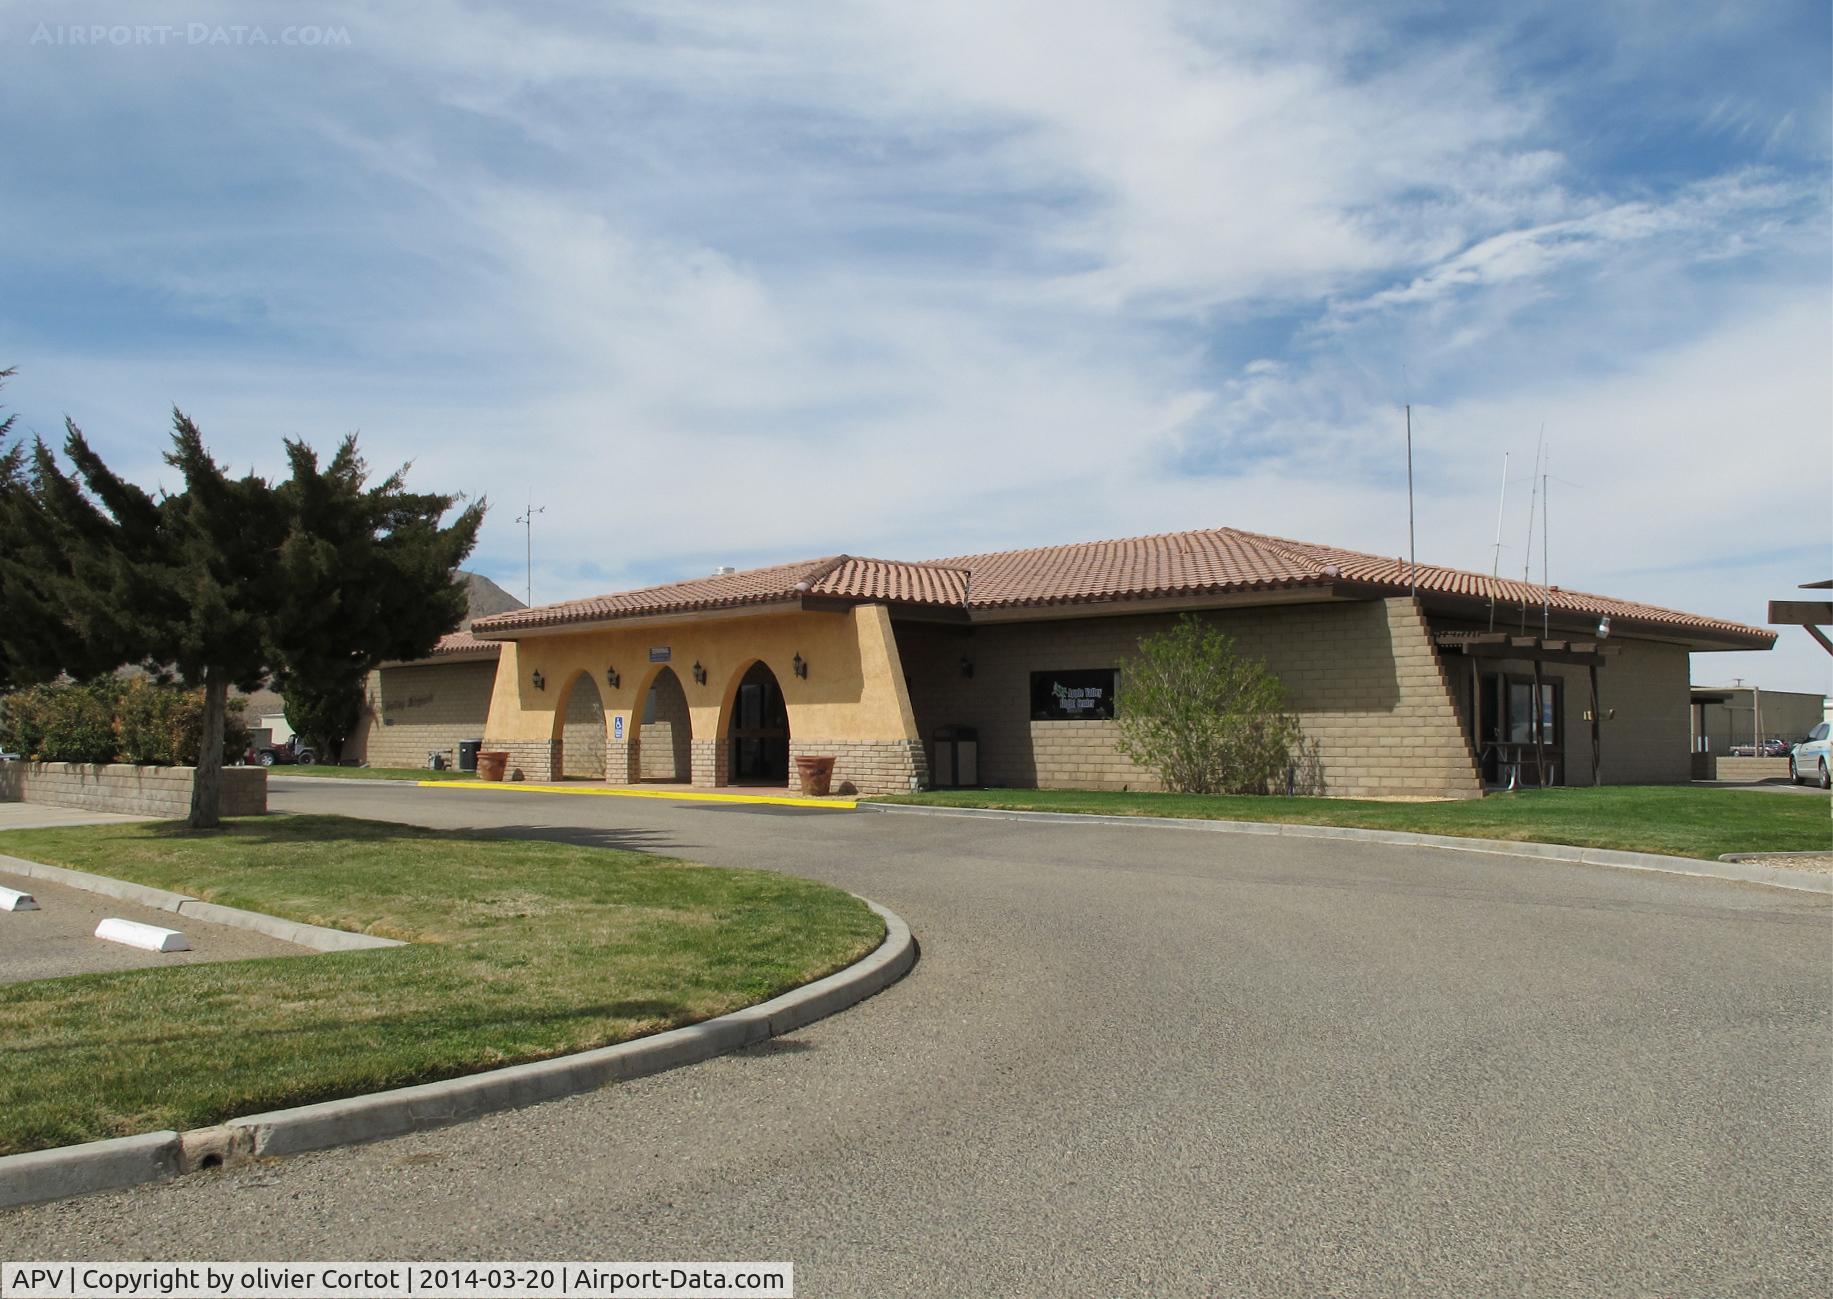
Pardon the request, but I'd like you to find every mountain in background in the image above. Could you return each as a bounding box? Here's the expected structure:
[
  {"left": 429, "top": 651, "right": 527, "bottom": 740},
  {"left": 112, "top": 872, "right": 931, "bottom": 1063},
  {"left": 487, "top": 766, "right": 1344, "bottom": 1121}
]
[{"left": 457, "top": 571, "right": 525, "bottom": 628}]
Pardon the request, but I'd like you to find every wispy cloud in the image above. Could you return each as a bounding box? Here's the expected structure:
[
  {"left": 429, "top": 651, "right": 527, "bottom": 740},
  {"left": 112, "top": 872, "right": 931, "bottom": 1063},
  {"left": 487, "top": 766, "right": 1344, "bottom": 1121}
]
[{"left": 0, "top": 0, "right": 1827, "bottom": 690}]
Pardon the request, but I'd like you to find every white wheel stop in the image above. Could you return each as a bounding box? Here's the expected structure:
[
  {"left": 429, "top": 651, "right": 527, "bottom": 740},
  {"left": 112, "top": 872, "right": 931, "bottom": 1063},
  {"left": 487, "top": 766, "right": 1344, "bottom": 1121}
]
[
  {"left": 94, "top": 917, "right": 191, "bottom": 952},
  {"left": 0, "top": 886, "right": 39, "bottom": 912}
]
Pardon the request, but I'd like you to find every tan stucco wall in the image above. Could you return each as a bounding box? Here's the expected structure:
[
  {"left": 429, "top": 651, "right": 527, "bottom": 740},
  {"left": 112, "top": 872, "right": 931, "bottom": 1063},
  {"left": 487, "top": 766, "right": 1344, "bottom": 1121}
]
[
  {"left": 896, "top": 597, "right": 1482, "bottom": 799},
  {"left": 353, "top": 659, "right": 498, "bottom": 769},
  {"left": 1441, "top": 634, "right": 1693, "bottom": 786},
  {"left": 482, "top": 604, "right": 923, "bottom": 788}
]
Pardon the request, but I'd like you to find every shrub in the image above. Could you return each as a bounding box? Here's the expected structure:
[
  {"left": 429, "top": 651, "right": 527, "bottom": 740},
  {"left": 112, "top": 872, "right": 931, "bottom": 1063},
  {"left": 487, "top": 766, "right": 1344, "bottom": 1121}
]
[
  {"left": 1114, "top": 615, "right": 1304, "bottom": 795},
  {"left": 0, "top": 677, "right": 246, "bottom": 765}
]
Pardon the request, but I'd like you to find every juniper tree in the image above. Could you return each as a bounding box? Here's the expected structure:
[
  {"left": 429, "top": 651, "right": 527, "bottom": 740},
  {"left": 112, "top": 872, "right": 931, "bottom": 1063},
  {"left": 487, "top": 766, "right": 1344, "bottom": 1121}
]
[
  {"left": 0, "top": 402, "right": 483, "bottom": 827},
  {"left": 271, "top": 435, "right": 481, "bottom": 764}
]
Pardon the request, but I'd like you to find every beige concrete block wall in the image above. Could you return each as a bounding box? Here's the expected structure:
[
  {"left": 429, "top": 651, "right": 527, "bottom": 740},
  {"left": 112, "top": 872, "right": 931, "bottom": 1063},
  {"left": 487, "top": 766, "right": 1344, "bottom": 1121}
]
[
  {"left": 788, "top": 739, "right": 928, "bottom": 795},
  {"left": 639, "top": 669, "right": 692, "bottom": 781},
  {"left": 0, "top": 762, "right": 266, "bottom": 817},
  {"left": 896, "top": 597, "right": 1483, "bottom": 799},
  {"left": 560, "top": 674, "right": 608, "bottom": 779},
  {"left": 358, "top": 659, "right": 498, "bottom": 770}
]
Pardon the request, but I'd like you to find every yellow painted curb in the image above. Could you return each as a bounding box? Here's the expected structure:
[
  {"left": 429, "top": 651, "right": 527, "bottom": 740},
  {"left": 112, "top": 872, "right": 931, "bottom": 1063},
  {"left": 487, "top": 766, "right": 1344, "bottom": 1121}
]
[{"left": 415, "top": 780, "right": 858, "bottom": 810}]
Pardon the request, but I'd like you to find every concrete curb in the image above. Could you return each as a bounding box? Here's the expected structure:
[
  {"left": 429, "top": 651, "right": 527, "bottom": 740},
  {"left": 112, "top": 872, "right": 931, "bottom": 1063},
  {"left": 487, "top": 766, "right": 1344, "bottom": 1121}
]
[
  {"left": 0, "top": 900, "right": 913, "bottom": 1209},
  {"left": 0, "top": 854, "right": 406, "bottom": 952},
  {"left": 860, "top": 802, "right": 1833, "bottom": 895},
  {"left": 0, "top": 1132, "right": 180, "bottom": 1210}
]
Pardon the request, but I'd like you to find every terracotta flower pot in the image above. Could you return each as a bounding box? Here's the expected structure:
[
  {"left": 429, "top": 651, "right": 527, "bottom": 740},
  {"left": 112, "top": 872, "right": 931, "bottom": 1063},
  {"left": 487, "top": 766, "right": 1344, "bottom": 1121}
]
[
  {"left": 476, "top": 751, "right": 509, "bottom": 782},
  {"left": 794, "top": 755, "right": 836, "bottom": 797}
]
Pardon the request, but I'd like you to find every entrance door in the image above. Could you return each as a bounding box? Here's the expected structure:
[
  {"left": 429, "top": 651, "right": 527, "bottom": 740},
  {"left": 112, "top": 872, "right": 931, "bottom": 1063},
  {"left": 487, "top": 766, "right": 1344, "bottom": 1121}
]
[
  {"left": 729, "top": 661, "right": 789, "bottom": 784},
  {"left": 1481, "top": 671, "right": 1562, "bottom": 787}
]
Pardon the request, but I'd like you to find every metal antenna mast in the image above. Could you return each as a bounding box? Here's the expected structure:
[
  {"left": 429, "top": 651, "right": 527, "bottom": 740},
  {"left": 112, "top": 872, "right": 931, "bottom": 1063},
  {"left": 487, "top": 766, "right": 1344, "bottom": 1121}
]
[
  {"left": 515, "top": 495, "right": 546, "bottom": 607},
  {"left": 1488, "top": 451, "right": 1509, "bottom": 632},
  {"left": 1540, "top": 449, "right": 1551, "bottom": 638},
  {"left": 1520, "top": 427, "right": 1544, "bottom": 633},
  {"left": 1405, "top": 405, "right": 1417, "bottom": 598}
]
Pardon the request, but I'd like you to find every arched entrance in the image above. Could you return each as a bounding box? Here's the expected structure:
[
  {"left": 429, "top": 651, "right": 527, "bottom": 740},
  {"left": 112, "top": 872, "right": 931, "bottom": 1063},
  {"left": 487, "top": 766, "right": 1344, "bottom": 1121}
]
[
  {"left": 638, "top": 666, "right": 692, "bottom": 783},
  {"left": 557, "top": 672, "right": 608, "bottom": 780},
  {"left": 726, "top": 660, "right": 789, "bottom": 786}
]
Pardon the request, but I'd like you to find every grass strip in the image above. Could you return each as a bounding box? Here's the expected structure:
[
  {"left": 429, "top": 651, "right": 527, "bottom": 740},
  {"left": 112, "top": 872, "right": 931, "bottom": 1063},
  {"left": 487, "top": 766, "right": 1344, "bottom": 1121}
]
[
  {"left": 868, "top": 785, "right": 1830, "bottom": 861},
  {"left": 266, "top": 765, "right": 475, "bottom": 781},
  {"left": 0, "top": 814, "right": 881, "bottom": 1155}
]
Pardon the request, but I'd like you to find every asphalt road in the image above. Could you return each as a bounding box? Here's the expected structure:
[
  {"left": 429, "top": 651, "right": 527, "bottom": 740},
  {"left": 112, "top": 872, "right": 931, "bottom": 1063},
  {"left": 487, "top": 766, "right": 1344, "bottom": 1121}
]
[{"left": 7, "top": 781, "right": 1830, "bottom": 1296}]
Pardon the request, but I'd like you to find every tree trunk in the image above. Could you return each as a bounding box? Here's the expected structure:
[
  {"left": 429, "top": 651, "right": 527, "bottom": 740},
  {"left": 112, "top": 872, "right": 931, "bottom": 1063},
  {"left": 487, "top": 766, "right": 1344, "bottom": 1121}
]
[{"left": 189, "top": 669, "right": 227, "bottom": 830}]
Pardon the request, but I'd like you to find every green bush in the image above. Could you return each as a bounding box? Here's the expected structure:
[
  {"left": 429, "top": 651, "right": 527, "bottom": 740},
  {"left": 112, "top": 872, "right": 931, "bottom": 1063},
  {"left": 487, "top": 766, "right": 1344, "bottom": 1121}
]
[
  {"left": 0, "top": 677, "right": 246, "bottom": 766},
  {"left": 1114, "top": 615, "right": 1304, "bottom": 795}
]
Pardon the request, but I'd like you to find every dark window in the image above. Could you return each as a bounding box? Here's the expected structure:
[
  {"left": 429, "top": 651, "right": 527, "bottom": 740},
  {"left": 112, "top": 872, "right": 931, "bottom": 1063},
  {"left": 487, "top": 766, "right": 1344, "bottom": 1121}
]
[
  {"left": 642, "top": 687, "right": 658, "bottom": 725},
  {"left": 1030, "top": 669, "right": 1118, "bottom": 721}
]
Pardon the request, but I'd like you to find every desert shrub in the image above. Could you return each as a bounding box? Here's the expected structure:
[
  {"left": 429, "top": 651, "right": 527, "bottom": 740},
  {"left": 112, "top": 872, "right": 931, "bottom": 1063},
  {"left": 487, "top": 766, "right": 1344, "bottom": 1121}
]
[
  {"left": 0, "top": 677, "right": 246, "bottom": 765},
  {"left": 1114, "top": 615, "right": 1304, "bottom": 795}
]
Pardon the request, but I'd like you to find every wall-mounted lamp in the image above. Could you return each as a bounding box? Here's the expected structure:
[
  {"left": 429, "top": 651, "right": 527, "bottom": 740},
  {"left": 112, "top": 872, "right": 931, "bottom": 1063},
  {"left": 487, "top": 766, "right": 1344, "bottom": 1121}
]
[
  {"left": 792, "top": 652, "right": 808, "bottom": 680},
  {"left": 1596, "top": 615, "right": 1611, "bottom": 640},
  {"left": 605, "top": 666, "right": 620, "bottom": 689},
  {"left": 531, "top": 669, "right": 546, "bottom": 691},
  {"left": 692, "top": 661, "right": 707, "bottom": 686},
  {"left": 960, "top": 656, "right": 974, "bottom": 679}
]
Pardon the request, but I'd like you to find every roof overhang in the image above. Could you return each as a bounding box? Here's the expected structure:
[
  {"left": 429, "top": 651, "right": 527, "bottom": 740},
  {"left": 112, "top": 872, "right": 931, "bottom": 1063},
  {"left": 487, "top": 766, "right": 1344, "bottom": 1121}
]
[
  {"left": 958, "top": 582, "right": 1351, "bottom": 625},
  {"left": 1419, "top": 591, "right": 1772, "bottom": 652},
  {"left": 473, "top": 597, "right": 831, "bottom": 641}
]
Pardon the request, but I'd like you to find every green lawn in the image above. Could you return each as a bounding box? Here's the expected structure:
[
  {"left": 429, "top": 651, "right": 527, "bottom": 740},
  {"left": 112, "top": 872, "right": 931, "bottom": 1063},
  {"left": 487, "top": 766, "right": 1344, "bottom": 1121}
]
[
  {"left": 869, "top": 786, "right": 1831, "bottom": 861},
  {"left": 266, "top": 764, "right": 473, "bottom": 781},
  {"left": 0, "top": 815, "right": 881, "bottom": 1155}
]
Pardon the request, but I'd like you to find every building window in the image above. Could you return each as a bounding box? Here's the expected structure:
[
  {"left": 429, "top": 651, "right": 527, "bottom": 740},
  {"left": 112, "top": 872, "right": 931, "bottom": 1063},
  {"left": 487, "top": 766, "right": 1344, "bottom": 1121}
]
[
  {"left": 1030, "top": 669, "right": 1118, "bottom": 721},
  {"left": 642, "top": 686, "right": 658, "bottom": 725}
]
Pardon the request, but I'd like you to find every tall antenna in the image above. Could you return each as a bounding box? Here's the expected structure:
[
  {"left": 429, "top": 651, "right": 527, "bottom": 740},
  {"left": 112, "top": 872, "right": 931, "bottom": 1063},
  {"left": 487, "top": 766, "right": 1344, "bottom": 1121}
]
[
  {"left": 1540, "top": 449, "right": 1551, "bottom": 638},
  {"left": 1520, "top": 427, "right": 1544, "bottom": 633},
  {"left": 1405, "top": 404, "right": 1417, "bottom": 598},
  {"left": 1488, "top": 451, "right": 1509, "bottom": 632},
  {"left": 515, "top": 494, "right": 546, "bottom": 606}
]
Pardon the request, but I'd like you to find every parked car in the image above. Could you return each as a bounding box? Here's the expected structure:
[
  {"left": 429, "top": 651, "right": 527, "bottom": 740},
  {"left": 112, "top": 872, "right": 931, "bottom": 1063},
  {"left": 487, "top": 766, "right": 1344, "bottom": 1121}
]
[
  {"left": 1790, "top": 723, "right": 1831, "bottom": 789},
  {"left": 0, "top": 750, "right": 19, "bottom": 762},
  {"left": 253, "top": 735, "right": 317, "bottom": 767},
  {"left": 1730, "top": 738, "right": 1793, "bottom": 757}
]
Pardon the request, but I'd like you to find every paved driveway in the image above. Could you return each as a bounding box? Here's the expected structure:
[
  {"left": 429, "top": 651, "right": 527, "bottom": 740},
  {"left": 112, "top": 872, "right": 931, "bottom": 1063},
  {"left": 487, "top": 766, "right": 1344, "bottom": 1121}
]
[{"left": 6, "top": 782, "right": 1829, "bottom": 1296}]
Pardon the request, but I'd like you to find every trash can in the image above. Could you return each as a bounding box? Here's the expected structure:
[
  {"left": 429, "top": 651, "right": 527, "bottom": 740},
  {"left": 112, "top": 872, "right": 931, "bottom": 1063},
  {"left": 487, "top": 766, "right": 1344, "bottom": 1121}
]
[
  {"left": 795, "top": 755, "right": 836, "bottom": 797},
  {"left": 458, "top": 739, "right": 483, "bottom": 773},
  {"left": 932, "top": 726, "right": 978, "bottom": 788}
]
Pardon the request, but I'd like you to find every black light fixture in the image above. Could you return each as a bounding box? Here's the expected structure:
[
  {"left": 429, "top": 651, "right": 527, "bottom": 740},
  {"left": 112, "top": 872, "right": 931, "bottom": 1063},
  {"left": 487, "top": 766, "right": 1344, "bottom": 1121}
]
[
  {"left": 960, "top": 656, "right": 974, "bottom": 679},
  {"left": 692, "top": 661, "right": 707, "bottom": 685},
  {"left": 605, "top": 666, "right": 620, "bottom": 688},
  {"left": 531, "top": 669, "right": 545, "bottom": 691},
  {"left": 793, "top": 652, "right": 808, "bottom": 679}
]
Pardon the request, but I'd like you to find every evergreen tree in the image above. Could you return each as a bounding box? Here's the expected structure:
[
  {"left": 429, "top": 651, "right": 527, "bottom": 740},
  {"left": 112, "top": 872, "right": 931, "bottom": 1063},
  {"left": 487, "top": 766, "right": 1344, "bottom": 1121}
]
[{"left": 0, "top": 402, "right": 483, "bottom": 827}]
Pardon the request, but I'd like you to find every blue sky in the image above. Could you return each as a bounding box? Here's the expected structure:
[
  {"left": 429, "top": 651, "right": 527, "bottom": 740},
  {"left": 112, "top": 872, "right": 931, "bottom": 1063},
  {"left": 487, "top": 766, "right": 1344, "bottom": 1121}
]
[{"left": 2, "top": 0, "right": 1828, "bottom": 691}]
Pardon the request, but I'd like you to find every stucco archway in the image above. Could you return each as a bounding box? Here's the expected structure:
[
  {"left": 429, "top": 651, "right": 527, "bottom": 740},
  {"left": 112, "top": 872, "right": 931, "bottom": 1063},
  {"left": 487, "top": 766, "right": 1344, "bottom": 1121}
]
[
  {"left": 554, "top": 671, "right": 608, "bottom": 780},
  {"left": 720, "top": 659, "right": 790, "bottom": 786},
  {"left": 636, "top": 665, "right": 693, "bottom": 783}
]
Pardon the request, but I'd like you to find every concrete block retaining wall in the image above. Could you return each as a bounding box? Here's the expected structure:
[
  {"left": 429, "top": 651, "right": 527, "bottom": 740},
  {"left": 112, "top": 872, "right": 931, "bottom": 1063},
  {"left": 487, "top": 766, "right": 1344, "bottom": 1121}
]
[{"left": 0, "top": 762, "right": 267, "bottom": 817}]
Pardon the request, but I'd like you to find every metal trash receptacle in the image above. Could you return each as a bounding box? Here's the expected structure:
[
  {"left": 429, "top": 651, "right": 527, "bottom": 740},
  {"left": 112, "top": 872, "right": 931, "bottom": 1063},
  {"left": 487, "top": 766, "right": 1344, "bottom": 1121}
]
[
  {"left": 932, "top": 726, "right": 979, "bottom": 788},
  {"left": 457, "top": 739, "right": 484, "bottom": 773}
]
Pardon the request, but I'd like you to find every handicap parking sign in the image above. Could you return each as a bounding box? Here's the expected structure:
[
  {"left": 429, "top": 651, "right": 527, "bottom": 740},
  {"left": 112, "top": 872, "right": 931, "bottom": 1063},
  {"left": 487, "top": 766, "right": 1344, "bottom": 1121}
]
[{"left": 613, "top": 715, "right": 624, "bottom": 740}]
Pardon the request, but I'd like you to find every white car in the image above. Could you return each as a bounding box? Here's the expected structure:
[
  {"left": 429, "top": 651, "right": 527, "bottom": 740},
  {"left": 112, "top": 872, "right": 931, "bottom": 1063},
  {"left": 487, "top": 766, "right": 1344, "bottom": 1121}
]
[{"left": 1790, "top": 722, "right": 1831, "bottom": 789}]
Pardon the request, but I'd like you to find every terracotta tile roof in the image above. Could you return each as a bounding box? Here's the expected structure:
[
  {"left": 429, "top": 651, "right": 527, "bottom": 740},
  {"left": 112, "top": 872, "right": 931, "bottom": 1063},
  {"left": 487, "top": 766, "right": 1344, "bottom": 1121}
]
[
  {"left": 410, "top": 631, "right": 500, "bottom": 658},
  {"left": 470, "top": 527, "right": 1771, "bottom": 647}
]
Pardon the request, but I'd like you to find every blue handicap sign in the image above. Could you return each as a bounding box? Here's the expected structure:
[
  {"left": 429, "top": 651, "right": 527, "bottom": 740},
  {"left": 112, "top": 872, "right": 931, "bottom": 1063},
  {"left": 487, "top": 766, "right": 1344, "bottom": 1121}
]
[{"left": 613, "top": 716, "right": 625, "bottom": 740}]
